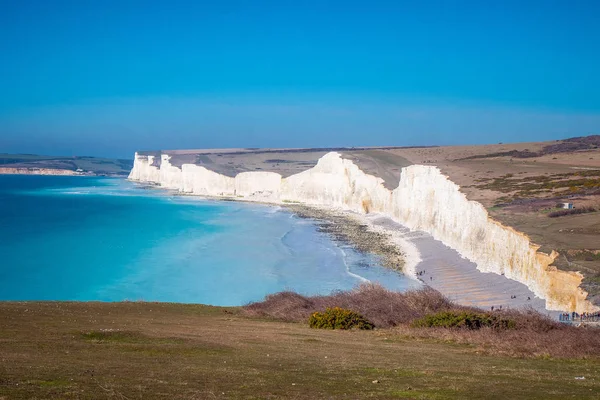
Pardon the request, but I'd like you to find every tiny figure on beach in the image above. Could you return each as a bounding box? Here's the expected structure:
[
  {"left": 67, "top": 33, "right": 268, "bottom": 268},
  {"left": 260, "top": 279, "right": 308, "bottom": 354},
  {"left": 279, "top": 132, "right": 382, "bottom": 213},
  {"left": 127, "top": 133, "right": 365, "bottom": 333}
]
[
  {"left": 430, "top": 276, "right": 432, "bottom": 281},
  {"left": 491, "top": 306, "right": 494, "bottom": 311}
]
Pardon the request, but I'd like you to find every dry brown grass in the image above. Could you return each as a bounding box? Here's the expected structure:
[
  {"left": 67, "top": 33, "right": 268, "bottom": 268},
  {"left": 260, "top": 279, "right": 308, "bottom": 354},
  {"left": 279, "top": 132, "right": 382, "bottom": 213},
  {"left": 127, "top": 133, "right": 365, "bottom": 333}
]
[
  {"left": 244, "top": 284, "right": 600, "bottom": 359},
  {"left": 393, "top": 322, "right": 600, "bottom": 359},
  {"left": 1, "top": 301, "right": 599, "bottom": 399},
  {"left": 244, "top": 283, "right": 456, "bottom": 328}
]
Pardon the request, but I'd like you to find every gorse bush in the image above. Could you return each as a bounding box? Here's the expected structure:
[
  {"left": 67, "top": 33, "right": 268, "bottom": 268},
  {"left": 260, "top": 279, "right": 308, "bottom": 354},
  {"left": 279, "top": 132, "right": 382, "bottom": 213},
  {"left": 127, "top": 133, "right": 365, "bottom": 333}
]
[
  {"left": 412, "top": 311, "right": 516, "bottom": 330},
  {"left": 308, "top": 307, "right": 374, "bottom": 330}
]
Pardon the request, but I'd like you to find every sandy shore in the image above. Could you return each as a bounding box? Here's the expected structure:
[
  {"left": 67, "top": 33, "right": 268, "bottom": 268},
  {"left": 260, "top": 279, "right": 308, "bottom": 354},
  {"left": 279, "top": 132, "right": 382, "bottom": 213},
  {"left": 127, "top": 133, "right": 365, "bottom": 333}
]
[
  {"left": 143, "top": 182, "right": 557, "bottom": 314},
  {"left": 364, "top": 214, "right": 552, "bottom": 314},
  {"left": 284, "top": 204, "right": 553, "bottom": 314}
]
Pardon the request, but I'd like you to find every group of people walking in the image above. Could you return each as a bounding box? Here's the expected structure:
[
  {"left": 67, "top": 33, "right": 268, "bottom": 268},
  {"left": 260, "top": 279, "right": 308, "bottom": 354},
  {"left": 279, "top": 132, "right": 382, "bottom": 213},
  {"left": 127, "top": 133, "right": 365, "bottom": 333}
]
[
  {"left": 416, "top": 270, "right": 433, "bottom": 281},
  {"left": 559, "top": 311, "right": 600, "bottom": 322}
]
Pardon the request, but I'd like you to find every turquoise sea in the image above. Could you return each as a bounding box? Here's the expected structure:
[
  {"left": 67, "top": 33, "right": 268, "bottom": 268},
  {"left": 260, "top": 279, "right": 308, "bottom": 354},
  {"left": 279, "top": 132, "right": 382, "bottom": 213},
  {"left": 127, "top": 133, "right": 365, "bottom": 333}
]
[{"left": 0, "top": 175, "right": 418, "bottom": 305}]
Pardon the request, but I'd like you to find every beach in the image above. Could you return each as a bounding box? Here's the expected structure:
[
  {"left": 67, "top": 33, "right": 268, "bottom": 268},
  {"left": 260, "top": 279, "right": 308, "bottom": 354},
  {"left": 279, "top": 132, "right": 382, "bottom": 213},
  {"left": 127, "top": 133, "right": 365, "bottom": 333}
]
[{"left": 284, "top": 203, "right": 551, "bottom": 314}]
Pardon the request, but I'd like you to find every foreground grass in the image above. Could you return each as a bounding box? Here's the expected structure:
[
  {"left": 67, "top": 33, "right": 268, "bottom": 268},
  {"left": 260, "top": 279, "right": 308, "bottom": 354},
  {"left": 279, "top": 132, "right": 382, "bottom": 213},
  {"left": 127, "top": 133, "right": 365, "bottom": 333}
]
[{"left": 0, "top": 302, "right": 598, "bottom": 399}]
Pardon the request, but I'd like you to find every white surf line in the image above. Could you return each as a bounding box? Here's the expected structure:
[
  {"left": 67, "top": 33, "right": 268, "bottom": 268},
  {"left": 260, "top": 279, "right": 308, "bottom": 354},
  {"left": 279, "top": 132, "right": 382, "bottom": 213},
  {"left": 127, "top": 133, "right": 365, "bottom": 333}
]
[
  {"left": 338, "top": 246, "right": 371, "bottom": 283},
  {"left": 359, "top": 212, "right": 422, "bottom": 280}
]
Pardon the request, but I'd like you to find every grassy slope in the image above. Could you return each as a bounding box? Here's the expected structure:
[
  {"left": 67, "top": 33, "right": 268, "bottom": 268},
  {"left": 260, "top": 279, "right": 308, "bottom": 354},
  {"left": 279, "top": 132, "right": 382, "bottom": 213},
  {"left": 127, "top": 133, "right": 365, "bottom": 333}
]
[{"left": 0, "top": 302, "right": 597, "bottom": 399}]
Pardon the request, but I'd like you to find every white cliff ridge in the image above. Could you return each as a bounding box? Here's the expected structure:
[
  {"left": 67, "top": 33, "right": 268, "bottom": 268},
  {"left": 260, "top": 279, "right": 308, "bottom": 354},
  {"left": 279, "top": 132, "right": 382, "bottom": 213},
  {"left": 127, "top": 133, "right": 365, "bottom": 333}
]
[{"left": 128, "top": 151, "right": 597, "bottom": 313}]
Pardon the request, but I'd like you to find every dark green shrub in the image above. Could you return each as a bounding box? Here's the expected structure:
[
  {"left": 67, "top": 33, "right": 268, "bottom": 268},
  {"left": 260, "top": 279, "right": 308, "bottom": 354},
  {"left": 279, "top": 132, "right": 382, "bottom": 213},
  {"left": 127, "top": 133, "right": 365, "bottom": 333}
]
[
  {"left": 412, "top": 311, "right": 515, "bottom": 330},
  {"left": 308, "top": 307, "right": 374, "bottom": 330}
]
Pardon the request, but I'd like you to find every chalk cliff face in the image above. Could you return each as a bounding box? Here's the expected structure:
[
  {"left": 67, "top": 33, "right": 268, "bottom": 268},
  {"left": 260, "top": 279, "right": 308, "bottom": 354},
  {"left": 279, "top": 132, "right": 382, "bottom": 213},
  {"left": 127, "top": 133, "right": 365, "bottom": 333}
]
[
  {"left": 236, "top": 171, "right": 282, "bottom": 201},
  {"left": 181, "top": 164, "right": 235, "bottom": 196},
  {"left": 390, "top": 166, "right": 589, "bottom": 312},
  {"left": 128, "top": 151, "right": 597, "bottom": 313},
  {"left": 129, "top": 153, "right": 160, "bottom": 183},
  {"left": 281, "top": 154, "right": 391, "bottom": 213},
  {"left": 159, "top": 155, "right": 183, "bottom": 190}
]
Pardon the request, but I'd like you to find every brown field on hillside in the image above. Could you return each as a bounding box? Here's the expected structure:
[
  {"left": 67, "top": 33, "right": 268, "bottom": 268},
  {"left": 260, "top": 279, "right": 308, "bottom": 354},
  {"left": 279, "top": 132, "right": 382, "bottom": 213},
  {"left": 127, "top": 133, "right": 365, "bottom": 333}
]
[{"left": 0, "top": 300, "right": 598, "bottom": 400}]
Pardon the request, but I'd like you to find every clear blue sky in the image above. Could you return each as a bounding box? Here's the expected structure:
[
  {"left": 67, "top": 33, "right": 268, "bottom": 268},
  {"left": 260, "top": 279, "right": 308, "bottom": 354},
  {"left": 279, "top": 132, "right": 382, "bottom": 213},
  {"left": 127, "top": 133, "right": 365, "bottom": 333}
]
[{"left": 1, "top": 0, "right": 599, "bottom": 158}]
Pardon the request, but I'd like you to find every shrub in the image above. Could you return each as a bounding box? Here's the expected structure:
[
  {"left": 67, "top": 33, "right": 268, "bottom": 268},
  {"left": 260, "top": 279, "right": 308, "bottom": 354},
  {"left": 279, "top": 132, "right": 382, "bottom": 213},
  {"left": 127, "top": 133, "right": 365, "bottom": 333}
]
[
  {"left": 308, "top": 307, "right": 374, "bottom": 330},
  {"left": 245, "top": 287, "right": 600, "bottom": 358},
  {"left": 412, "top": 311, "right": 515, "bottom": 330},
  {"left": 547, "top": 206, "right": 596, "bottom": 218},
  {"left": 244, "top": 284, "right": 456, "bottom": 328}
]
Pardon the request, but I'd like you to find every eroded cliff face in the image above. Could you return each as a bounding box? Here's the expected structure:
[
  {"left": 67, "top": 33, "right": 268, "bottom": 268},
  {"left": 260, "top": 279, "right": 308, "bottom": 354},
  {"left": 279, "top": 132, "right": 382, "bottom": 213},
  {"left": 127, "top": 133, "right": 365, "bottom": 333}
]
[
  {"left": 181, "top": 164, "right": 235, "bottom": 196},
  {"left": 128, "top": 153, "right": 160, "bottom": 183},
  {"left": 281, "top": 154, "right": 392, "bottom": 213},
  {"left": 390, "top": 166, "right": 590, "bottom": 312},
  {"left": 237, "top": 171, "right": 282, "bottom": 201},
  {"left": 128, "top": 151, "right": 597, "bottom": 312}
]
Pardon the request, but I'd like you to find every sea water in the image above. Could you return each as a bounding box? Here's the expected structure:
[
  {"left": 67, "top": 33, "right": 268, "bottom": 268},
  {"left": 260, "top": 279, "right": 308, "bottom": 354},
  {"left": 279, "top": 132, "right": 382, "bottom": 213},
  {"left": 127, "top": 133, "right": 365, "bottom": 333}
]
[{"left": 0, "top": 175, "right": 419, "bottom": 305}]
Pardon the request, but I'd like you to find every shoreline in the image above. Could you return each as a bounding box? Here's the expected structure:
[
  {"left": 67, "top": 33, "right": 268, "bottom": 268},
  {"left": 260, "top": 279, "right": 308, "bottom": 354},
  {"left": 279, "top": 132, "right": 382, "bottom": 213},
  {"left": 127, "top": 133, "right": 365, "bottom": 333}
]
[
  {"left": 284, "top": 203, "right": 551, "bottom": 314},
  {"left": 365, "top": 214, "right": 552, "bottom": 314},
  {"left": 283, "top": 204, "right": 410, "bottom": 274},
  {"left": 142, "top": 182, "right": 554, "bottom": 313},
  {"left": 170, "top": 188, "right": 414, "bottom": 277}
]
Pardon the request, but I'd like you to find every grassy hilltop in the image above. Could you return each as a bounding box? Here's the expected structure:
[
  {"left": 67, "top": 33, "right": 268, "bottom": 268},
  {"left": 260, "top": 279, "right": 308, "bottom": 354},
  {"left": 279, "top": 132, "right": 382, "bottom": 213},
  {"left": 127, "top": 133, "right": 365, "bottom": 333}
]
[
  {"left": 1, "top": 286, "right": 598, "bottom": 400},
  {"left": 0, "top": 154, "right": 133, "bottom": 176}
]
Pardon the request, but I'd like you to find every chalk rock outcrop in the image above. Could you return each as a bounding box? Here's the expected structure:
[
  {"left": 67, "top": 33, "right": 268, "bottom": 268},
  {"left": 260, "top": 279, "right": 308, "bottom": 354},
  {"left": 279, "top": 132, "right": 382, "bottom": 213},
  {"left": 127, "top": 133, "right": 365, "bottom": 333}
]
[
  {"left": 236, "top": 172, "right": 282, "bottom": 201},
  {"left": 181, "top": 164, "right": 235, "bottom": 196},
  {"left": 129, "top": 153, "right": 160, "bottom": 183},
  {"left": 128, "top": 151, "right": 597, "bottom": 313},
  {"left": 159, "top": 155, "right": 183, "bottom": 189},
  {"left": 281, "top": 153, "right": 391, "bottom": 213}
]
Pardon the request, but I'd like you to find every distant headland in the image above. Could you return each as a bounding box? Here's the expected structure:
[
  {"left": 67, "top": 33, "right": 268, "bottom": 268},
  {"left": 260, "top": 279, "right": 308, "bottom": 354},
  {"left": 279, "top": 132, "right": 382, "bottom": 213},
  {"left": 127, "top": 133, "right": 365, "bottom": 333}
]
[{"left": 0, "top": 154, "right": 133, "bottom": 176}]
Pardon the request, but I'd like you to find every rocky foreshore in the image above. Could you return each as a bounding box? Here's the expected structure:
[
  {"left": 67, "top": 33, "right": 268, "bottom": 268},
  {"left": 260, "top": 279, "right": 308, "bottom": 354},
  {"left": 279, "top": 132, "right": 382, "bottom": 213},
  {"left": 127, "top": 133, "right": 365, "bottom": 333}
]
[{"left": 284, "top": 204, "right": 406, "bottom": 272}]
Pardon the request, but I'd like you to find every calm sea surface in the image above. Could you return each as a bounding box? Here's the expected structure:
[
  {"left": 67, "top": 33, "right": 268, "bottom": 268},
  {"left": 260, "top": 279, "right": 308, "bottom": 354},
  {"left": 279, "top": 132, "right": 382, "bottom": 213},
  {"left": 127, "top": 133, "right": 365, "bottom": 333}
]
[{"left": 0, "top": 175, "right": 418, "bottom": 305}]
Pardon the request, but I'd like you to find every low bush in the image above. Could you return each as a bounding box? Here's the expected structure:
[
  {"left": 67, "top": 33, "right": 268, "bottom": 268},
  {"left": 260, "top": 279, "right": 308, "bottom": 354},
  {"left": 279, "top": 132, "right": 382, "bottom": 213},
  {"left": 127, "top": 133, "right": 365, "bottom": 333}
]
[
  {"left": 308, "top": 307, "right": 374, "bottom": 330},
  {"left": 412, "top": 311, "right": 516, "bottom": 330},
  {"left": 244, "top": 286, "right": 600, "bottom": 358},
  {"left": 244, "top": 283, "right": 455, "bottom": 328},
  {"left": 548, "top": 206, "right": 596, "bottom": 218}
]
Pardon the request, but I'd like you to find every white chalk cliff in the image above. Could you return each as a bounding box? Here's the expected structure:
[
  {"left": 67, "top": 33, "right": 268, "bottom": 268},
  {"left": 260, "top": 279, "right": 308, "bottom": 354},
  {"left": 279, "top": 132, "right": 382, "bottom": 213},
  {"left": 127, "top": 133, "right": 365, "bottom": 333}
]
[{"left": 129, "top": 152, "right": 597, "bottom": 313}]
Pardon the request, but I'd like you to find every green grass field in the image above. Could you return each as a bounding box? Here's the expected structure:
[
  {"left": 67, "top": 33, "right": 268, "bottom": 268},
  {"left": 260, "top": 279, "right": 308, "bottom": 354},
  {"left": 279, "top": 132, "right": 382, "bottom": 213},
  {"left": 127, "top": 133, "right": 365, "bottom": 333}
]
[{"left": 0, "top": 302, "right": 597, "bottom": 399}]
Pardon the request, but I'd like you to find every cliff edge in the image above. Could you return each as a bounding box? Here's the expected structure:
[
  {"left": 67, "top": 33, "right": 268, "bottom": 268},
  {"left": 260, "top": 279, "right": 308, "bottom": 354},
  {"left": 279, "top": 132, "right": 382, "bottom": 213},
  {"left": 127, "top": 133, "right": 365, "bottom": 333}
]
[{"left": 129, "top": 151, "right": 598, "bottom": 313}]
